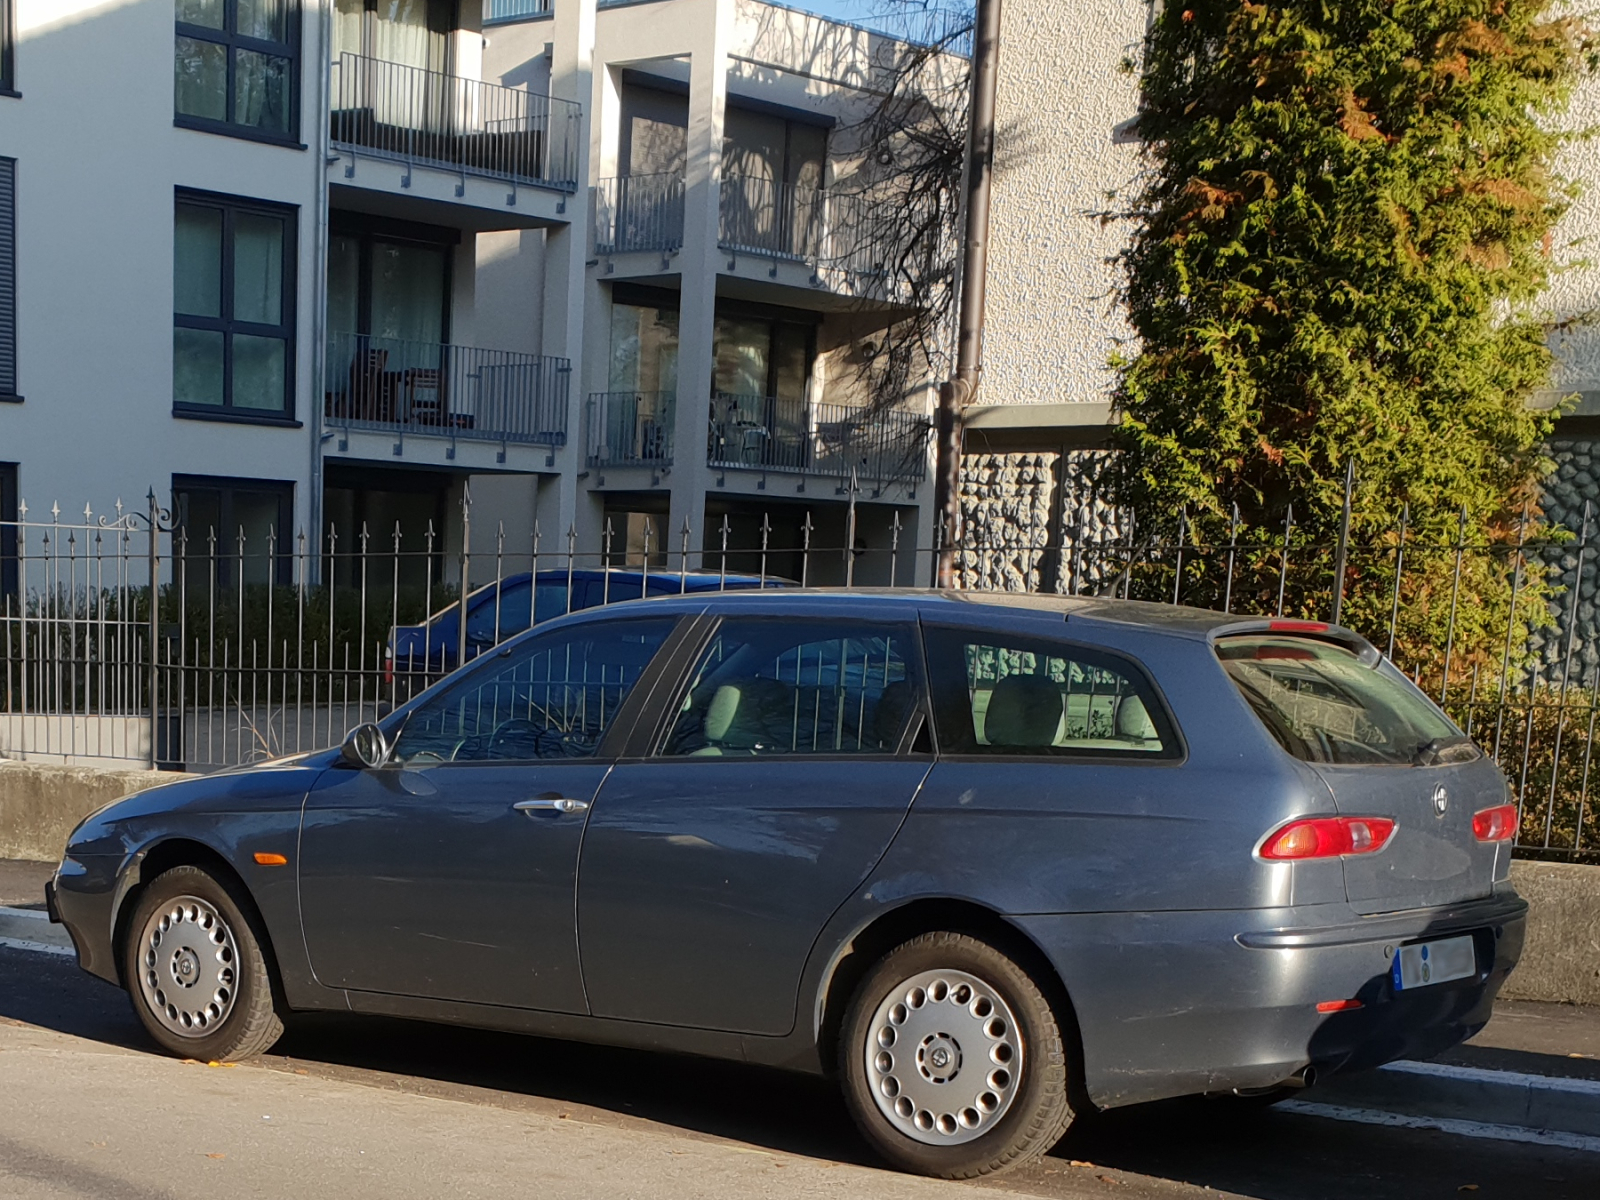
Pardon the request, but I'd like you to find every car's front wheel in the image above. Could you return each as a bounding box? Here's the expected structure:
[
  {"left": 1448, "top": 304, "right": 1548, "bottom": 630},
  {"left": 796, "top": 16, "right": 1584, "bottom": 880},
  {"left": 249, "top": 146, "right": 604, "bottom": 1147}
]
[
  {"left": 839, "top": 931, "right": 1073, "bottom": 1179},
  {"left": 123, "top": 865, "right": 284, "bottom": 1061}
]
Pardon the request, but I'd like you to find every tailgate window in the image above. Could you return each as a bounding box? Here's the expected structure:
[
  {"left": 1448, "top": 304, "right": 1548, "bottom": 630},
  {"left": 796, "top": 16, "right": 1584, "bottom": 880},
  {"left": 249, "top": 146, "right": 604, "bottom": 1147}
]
[{"left": 1217, "top": 636, "right": 1469, "bottom": 766}]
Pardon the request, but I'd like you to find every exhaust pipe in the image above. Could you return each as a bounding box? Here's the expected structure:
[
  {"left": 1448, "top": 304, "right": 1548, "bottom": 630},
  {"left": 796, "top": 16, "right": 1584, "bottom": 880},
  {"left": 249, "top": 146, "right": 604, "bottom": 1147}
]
[{"left": 1232, "top": 1066, "right": 1316, "bottom": 1098}]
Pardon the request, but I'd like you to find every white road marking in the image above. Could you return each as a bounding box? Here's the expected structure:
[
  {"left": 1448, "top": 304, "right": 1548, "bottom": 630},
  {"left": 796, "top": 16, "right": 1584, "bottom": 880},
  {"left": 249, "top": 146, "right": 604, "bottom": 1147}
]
[
  {"left": 0, "top": 905, "right": 48, "bottom": 921},
  {"left": 1280, "top": 1100, "right": 1600, "bottom": 1154},
  {"left": 0, "top": 936, "right": 74, "bottom": 958}
]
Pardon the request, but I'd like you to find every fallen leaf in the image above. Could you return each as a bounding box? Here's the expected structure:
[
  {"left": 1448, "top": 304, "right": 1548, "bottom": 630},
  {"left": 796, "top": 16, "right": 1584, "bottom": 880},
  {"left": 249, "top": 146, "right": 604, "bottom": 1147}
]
[
  {"left": 558, "top": 1113, "right": 569, "bottom": 1120},
  {"left": 293, "top": 1069, "right": 309, "bottom": 1076},
  {"left": 206, "top": 1153, "right": 226, "bottom": 1161},
  {"left": 1098, "top": 1176, "right": 1121, "bottom": 1186},
  {"left": 1069, "top": 1160, "right": 1096, "bottom": 1168}
]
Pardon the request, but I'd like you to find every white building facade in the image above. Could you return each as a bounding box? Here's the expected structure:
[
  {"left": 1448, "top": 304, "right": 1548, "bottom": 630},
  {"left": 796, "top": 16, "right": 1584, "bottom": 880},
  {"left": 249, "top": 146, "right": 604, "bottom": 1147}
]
[{"left": 0, "top": 0, "right": 940, "bottom": 594}]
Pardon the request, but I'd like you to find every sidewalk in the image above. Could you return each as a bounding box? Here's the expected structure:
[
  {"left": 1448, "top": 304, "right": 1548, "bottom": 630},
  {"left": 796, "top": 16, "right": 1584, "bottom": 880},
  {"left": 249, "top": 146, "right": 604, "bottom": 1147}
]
[{"left": 0, "top": 857, "right": 52, "bottom": 909}]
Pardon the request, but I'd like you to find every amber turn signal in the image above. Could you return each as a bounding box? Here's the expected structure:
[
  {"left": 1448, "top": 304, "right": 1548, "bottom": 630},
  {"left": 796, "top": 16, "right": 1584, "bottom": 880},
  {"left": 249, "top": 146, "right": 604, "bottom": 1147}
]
[{"left": 253, "top": 852, "right": 289, "bottom": 866}]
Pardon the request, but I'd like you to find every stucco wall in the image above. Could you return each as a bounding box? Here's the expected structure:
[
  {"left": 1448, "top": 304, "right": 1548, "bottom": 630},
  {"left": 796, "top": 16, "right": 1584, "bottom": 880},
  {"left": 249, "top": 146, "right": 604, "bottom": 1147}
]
[
  {"left": 0, "top": 0, "right": 327, "bottom": 531},
  {"left": 983, "top": 0, "right": 1147, "bottom": 408}
]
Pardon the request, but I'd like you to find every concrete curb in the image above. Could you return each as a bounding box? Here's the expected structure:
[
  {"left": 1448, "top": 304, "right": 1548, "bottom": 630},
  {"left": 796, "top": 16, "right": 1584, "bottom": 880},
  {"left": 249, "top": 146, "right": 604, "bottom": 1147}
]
[
  {"left": 0, "top": 906, "right": 74, "bottom": 957},
  {"left": 1313, "top": 1059, "right": 1600, "bottom": 1139}
]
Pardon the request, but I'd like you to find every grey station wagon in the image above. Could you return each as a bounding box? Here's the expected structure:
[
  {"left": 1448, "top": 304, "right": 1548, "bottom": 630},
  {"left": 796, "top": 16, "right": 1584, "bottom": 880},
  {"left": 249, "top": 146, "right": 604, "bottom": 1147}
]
[{"left": 48, "top": 592, "right": 1527, "bottom": 1179}]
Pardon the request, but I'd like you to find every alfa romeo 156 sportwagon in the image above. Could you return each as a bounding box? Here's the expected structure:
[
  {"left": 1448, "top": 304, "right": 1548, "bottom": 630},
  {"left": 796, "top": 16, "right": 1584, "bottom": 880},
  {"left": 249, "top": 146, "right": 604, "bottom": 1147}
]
[{"left": 47, "top": 591, "right": 1526, "bottom": 1178}]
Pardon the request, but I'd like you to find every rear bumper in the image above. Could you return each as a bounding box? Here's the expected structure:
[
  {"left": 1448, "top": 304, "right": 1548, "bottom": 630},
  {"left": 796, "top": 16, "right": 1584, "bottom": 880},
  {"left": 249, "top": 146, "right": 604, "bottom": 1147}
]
[{"left": 1012, "top": 890, "right": 1527, "bottom": 1110}]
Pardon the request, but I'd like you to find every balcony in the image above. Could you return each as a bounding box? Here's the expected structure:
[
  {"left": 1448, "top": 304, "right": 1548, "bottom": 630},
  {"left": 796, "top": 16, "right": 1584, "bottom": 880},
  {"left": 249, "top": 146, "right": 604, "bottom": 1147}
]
[
  {"left": 593, "top": 174, "right": 686, "bottom": 256},
  {"left": 707, "top": 394, "right": 931, "bottom": 485},
  {"left": 587, "top": 392, "right": 676, "bottom": 469},
  {"left": 330, "top": 53, "right": 581, "bottom": 191},
  {"left": 719, "top": 175, "right": 894, "bottom": 290},
  {"left": 325, "top": 332, "right": 570, "bottom": 449}
]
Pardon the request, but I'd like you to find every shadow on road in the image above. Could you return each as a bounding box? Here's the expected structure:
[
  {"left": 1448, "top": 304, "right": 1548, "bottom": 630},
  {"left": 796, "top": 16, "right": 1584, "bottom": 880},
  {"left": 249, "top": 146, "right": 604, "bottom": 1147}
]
[{"left": 3, "top": 949, "right": 1596, "bottom": 1200}]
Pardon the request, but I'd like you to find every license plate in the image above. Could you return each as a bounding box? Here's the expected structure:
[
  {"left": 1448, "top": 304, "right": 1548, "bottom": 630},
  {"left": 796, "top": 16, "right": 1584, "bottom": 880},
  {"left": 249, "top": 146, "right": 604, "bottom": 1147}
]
[{"left": 1391, "top": 935, "right": 1477, "bottom": 992}]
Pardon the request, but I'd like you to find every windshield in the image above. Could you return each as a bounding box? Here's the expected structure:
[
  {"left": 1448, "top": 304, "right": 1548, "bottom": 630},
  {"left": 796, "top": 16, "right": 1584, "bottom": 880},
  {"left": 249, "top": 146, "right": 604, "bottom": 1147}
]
[{"left": 1217, "top": 635, "right": 1470, "bottom": 766}]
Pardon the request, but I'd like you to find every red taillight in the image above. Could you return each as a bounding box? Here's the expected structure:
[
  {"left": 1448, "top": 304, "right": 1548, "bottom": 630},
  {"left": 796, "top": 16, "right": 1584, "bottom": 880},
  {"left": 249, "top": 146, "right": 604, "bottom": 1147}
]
[
  {"left": 1316, "top": 999, "right": 1364, "bottom": 1013},
  {"left": 1260, "top": 816, "right": 1397, "bottom": 860},
  {"left": 1472, "top": 803, "right": 1518, "bottom": 843}
]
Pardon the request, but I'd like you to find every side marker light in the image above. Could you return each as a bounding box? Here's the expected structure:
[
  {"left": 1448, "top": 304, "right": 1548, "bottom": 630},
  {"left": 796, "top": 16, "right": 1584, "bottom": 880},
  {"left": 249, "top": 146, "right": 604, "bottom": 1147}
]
[
  {"left": 1316, "top": 999, "right": 1364, "bottom": 1014},
  {"left": 253, "top": 852, "right": 289, "bottom": 867}
]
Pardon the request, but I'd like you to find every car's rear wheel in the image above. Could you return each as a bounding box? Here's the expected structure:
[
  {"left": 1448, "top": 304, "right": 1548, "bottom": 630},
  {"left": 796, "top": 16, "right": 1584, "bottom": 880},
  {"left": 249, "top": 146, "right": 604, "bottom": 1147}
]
[
  {"left": 838, "top": 931, "right": 1072, "bottom": 1179},
  {"left": 123, "top": 865, "right": 284, "bottom": 1062}
]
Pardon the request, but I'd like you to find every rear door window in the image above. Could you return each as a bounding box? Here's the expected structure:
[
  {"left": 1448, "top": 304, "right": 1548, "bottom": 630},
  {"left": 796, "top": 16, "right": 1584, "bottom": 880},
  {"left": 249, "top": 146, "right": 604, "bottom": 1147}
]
[
  {"left": 1216, "top": 635, "right": 1469, "bottom": 766},
  {"left": 662, "top": 619, "right": 924, "bottom": 757},
  {"left": 925, "top": 627, "right": 1178, "bottom": 758}
]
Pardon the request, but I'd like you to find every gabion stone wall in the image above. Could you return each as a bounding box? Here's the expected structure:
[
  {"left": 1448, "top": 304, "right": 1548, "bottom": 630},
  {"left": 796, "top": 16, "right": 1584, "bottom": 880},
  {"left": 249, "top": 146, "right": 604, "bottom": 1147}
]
[
  {"left": 1537, "top": 437, "right": 1600, "bottom": 687},
  {"left": 956, "top": 449, "right": 1126, "bottom": 594},
  {"left": 957, "top": 453, "right": 1058, "bottom": 591}
]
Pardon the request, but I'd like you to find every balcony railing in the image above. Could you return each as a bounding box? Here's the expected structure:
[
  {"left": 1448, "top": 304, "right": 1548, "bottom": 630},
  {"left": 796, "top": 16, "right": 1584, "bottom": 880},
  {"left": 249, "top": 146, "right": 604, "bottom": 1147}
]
[
  {"left": 587, "top": 392, "right": 676, "bottom": 468},
  {"left": 708, "top": 394, "right": 930, "bottom": 483},
  {"left": 325, "top": 332, "right": 569, "bottom": 447},
  {"left": 484, "top": 0, "right": 553, "bottom": 22},
  {"left": 593, "top": 174, "right": 686, "bottom": 255},
  {"left": 330, "top": 52, "right": 581, "bottom": 189},
  {"left": 719, "top": 175, "right": 888, "bottom": 281}
]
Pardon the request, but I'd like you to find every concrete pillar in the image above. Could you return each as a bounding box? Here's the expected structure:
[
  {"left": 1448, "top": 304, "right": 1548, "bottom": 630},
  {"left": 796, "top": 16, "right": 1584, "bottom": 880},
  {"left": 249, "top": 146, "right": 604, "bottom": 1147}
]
[
  {"left": 666, "top": 0, "right": 733, "bottom": 565},
  {"left": 542, "top": 0, "right": 601, "bottom": 555}
]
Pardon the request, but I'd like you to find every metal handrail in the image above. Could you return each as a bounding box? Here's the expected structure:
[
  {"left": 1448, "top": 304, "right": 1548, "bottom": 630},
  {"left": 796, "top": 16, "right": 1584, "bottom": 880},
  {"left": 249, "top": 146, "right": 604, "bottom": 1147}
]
[
  {"left": 593, "top": 174, "right": 686, "bottom": 255},
  {"left": 587, "top": 392, "right": 677, "bottom": 468},
  {"left": 325, "top": 331, "right": 569, "bottom": 447},
  {"left": 329, "top": 52, "right": 581, "bottom": 189},
  {"left": 708, "top": 393, "right": 930, "bottom": 483}
]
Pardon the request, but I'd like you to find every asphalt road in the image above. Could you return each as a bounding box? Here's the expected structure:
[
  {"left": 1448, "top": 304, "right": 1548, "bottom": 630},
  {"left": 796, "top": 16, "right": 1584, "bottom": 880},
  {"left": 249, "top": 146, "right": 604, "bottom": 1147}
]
[{"left": 1, "top": 945, "right": 1596, "bottom": 1200}]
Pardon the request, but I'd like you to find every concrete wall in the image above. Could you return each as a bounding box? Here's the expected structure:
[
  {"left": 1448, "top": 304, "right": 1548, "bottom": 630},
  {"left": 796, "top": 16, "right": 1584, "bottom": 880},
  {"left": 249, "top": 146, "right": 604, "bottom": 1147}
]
[
  {"left": 1504, "top": 860, "right": 1600, "bottom": 1008},
  {"left": 0, "top": 760, "right": 181, "bottom": 862}
]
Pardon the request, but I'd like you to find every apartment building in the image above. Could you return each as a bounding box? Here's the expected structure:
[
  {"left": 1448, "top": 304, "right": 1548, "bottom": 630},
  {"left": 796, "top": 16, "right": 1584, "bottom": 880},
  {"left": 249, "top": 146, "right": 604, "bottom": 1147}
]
[{"left": 0, "top": 0, "right": 941, "bottom": 592}]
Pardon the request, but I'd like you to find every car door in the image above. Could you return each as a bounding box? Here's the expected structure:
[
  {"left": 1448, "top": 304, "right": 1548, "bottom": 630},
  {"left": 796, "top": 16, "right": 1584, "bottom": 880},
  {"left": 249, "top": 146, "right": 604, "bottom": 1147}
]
[
  {"left": 576, "top": 608, "right": 933, "bottom": 1035},
  {"left": 298, "top": 613, "right": 681, "bottom": 1013}
]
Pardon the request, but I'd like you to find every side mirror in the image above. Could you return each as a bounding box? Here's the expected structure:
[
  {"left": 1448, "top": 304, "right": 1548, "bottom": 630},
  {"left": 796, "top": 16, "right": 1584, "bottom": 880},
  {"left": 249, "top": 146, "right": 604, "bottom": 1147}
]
[{"left": 341, "top": 723, "right": 390, "bottom": 770}]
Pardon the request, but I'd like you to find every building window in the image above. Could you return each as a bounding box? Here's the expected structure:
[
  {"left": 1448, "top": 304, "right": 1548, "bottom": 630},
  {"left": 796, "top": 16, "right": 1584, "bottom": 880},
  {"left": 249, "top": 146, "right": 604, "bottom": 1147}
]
[
  {"left": 0, "top": 157, "right": 14, "bottom": 403},
  {"left": 1, "top": 0, "right": 16, "bottom": 96},
  {"left": 175, "top": 0, "right": 298, "bottom": 141},
  {"left": 173, "top": 475, "right": 293, "bottom": 589},
  {"left": 173, "top": 192, "right": 297, "bottom": 420}
]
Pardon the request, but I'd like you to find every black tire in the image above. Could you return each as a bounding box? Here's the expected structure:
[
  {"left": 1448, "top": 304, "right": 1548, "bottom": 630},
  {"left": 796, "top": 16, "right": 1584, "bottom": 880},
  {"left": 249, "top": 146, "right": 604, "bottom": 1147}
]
[
  {"left": 838, "top": 931, "right": 1073, "bottom": 1179},
  {"left": 122, "top": 865, "right": 284, "bottom": 1062}
]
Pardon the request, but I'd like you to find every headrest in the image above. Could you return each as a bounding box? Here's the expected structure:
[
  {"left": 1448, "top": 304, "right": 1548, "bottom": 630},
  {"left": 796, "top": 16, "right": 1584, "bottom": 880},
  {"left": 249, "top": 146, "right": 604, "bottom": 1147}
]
[
  {"left": 983, "top": 674, "right": 1062, "bottom": 748},
  {"left": 1116, "top": 694, "right": 1159, "bottom": 742},
  {"left": 703, "top": 677, "right": 794, "bottom": 749}
]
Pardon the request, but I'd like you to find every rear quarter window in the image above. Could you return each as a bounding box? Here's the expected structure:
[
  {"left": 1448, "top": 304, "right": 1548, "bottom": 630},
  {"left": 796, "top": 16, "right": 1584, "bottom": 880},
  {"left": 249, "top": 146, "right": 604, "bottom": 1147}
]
[
  {"left": 925, "top": 627, "right": 1179, "bottom": 759},
  {"left": 1216, "top": 635, "right": 1471, "bottom": 766}
]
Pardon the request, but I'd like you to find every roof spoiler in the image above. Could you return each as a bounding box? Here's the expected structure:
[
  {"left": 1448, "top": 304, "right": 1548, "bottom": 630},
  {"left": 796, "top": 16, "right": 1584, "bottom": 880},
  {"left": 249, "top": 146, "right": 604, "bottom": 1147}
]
[{"left": 1208, "top": 619, "right": 1381, "bottom": 666}]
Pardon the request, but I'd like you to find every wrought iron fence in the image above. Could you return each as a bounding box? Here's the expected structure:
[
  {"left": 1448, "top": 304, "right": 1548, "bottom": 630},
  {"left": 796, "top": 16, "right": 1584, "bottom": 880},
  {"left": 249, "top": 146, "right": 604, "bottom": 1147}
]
[
  {"left": 325, "top": 332, "right": 570, "bottom": 447},
  {"left": 330, "top": 52, "right": 582, "bottom": 189},
  {"left": 4, "top": 482, "right": 1598, "bottom": 860},
  {"left": 593, "top": 174, "right": 686, "bottom": 255}
]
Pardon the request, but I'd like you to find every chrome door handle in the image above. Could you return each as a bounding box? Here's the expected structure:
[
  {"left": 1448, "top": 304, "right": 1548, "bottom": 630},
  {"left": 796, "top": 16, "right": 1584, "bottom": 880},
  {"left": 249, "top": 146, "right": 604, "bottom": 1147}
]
[{"left": 513, "top": 798, "right": 590, "bottom": 815}]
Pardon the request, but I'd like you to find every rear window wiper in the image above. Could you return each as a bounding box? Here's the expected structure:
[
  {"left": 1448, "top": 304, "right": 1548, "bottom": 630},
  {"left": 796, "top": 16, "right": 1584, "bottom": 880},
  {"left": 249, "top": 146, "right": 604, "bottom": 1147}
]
[{"left": 1412, "top": 735, "right": 1479, "bottom": 767}]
